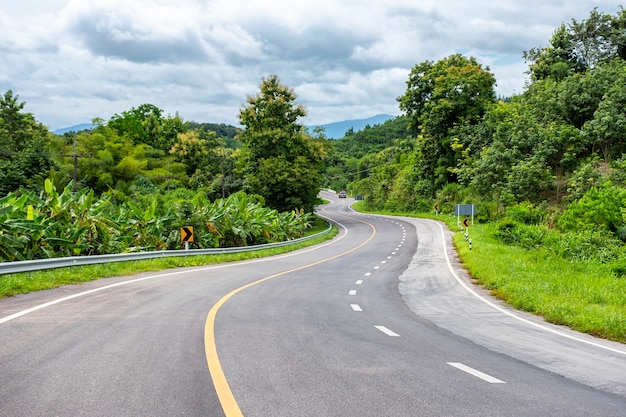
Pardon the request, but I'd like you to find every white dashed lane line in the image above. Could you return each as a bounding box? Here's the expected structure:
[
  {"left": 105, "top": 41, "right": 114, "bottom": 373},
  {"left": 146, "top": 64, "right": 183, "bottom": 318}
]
[
  {"left": 353, "top": 220, "right": 509, "bottom": 387},
  {"left": 447, "top": 362, "right": 506, "bottom": 384},
  {"left": 375, "top": 326, "right": 400, "bottom": 337}
]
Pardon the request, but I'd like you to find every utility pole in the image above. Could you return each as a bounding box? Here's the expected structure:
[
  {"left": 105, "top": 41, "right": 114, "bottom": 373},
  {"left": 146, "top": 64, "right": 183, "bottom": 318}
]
[{"left": 73, "top": 135, "right": 78, "bottom": 193}]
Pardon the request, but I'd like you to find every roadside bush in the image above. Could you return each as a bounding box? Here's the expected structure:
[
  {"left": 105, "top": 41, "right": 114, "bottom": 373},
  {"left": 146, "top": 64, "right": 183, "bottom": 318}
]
[
  {"left": 557, "top": 183, "right": 626, "bottom": 237},
  {"left": 611, "top": 258, "right": 626, "bottom": 277},
  {"left": 545, "top": 228, "right": 623, "bottom": 263},
  {"left": 494, "top": 217, "right": 622, "bottom": 262},
  {"left": 492, "top": 218, "right": 547, "bottom": 249},
  {"left": 505, "top": 201, "right": 545, "bottom": 224},
  {"left": 564, "top": 157, "right": 604, "bottom": 202}
]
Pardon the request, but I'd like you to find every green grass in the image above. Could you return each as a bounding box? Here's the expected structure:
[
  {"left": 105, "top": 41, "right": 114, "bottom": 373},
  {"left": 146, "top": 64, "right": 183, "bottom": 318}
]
[
  {"left": 352, "top": 202, "right": 626, "bottom": 344},
  {"left": 0, "top": 221, "right": 337, "bottom": 299}
]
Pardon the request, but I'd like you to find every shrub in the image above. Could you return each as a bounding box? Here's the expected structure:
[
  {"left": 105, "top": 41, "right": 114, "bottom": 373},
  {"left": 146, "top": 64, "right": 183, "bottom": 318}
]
[
  {"left": 492, "top": 218, "right": 547, "bottom": 249},
  {"left": 611, "top": 259, "right": 626, "bottom": 277},
  {"left": 557, "top": 183, "right": 626, "bottom": 235},
  {"left": 505, "top": 201, "right": 545, "bottom": 224},
  {"left": 545, "top": 228, "right": 623, "bottom": 263}
]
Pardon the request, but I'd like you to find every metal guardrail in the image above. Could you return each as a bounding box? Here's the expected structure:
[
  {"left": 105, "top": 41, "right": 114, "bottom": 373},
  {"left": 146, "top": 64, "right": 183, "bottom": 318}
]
[{"left": 0, "top": 223, "right": 332, "bottom": 275}]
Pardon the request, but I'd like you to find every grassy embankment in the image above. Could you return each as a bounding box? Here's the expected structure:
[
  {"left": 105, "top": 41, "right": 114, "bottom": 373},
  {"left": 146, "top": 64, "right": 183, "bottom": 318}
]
[
  {"left": 352, "top": 202, "right": 626, "bottom": 344},
  {"left": 0, "top": 219, "right": 337, "bottom": 299}
]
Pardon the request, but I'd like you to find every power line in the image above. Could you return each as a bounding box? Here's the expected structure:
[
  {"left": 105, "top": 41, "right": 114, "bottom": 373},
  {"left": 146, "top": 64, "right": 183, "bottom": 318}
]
[{"left": 325, "top": 161, "right": 400, "bottom": 181}]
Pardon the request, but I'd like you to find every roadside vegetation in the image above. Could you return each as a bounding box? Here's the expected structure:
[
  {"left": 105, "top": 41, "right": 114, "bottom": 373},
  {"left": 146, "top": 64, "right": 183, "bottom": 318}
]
[
  {"left": 0, "top": 218, "right": 335, "bottom": 298},
  {"left": 453, "top": 223, "right": 626, "bottom": 343}
]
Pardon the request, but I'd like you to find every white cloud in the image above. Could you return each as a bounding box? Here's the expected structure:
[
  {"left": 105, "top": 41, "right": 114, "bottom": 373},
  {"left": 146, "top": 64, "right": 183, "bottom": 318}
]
[{"left": 0, "top": 0, "right": 623, "bottom": 129}]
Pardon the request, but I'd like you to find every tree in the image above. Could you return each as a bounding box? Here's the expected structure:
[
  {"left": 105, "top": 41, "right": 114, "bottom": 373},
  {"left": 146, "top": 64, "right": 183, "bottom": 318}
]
[
  {"left": 237, "top": 75, "right": 324, "bottom": 212},
  {"left": 524, "top": 7, "right": 626, "bottom": 81},
  {"left": 398, "top": 54, "right": 496, "bottom": 136},
  {"left": 582, "top": 61, "right": 626, "bottom": 162},
  {"left": 397, "top": 54, "right": 496, "bottom": 191},
  {"left": 523, "top": 24, "right": 583, "bottom": 81},
  {"left": 107, "top": 104, "right": 185, "bottom": 152},
  {"left": 0, "top": 90, "right": 55, "bottom": 196},
  {"left": 569, "top": 8, "right": 619, "bottom": 69},
  {"left": 170, "top": 129, "right": 220, "bottom": 175}
]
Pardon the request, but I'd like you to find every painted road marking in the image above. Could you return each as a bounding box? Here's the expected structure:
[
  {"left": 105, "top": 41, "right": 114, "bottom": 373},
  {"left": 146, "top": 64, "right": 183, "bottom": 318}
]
[
  {"left": 374, "top": 266, "right": 380, "bottom": 269},
  {"left": 351, "top": 304, "right": 363, "bottom": 312},
  {"left": 355, "top": 280, "right": 363, "bottom": 285},
  {"left": 364, "top": 272, "right": 371, "bottom": 277},
  {"left": 204, "top": 213, "right": 379, "bottom": 417},
  {"left": 349, "top": 290, "right": 357, "bottom": 295},
  {"left": 375, "top": 326, "right": 400, "bottom": 337},
  {"left": 447, "top": 362, "right": 505, "bottom": 384}
]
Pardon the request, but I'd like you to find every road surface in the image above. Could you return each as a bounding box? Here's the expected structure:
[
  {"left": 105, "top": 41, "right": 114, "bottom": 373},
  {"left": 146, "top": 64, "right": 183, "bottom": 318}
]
[{"left": 1, "top": 190, "right": 625, "bottom": 416}]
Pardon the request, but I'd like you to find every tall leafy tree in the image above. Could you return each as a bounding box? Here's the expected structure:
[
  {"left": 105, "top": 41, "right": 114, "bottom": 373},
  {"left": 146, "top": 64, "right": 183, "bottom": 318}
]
[
  {"left": 397, "top": 54, "right": 496, "bottom": 191},
  {"left": 0, "top": 90, "right": 55, "bottom": 196},
  {"left": 237, "top": 75, "right": 324, "bottom": 212}
]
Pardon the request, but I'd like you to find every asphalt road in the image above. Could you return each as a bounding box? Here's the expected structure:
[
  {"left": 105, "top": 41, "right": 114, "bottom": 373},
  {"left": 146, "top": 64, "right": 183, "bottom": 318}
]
[{"left": 1, "top": 190, "right": 625, "bottom": 416}]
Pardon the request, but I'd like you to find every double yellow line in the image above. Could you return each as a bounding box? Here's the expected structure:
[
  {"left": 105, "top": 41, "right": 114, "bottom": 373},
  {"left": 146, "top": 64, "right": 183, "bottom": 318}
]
[{"left": 204, "top": 214, "right": 376, "bottom": 416}]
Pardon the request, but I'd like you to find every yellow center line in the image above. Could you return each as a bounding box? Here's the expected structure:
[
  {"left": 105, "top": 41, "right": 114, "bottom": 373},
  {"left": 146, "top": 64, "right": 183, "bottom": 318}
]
[{"left": 204, "top": 213, "right": 376, "bottom": 417}]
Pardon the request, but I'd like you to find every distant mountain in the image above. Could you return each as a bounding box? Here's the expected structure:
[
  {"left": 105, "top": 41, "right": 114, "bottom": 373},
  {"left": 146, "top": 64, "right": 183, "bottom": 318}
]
[
  {"left": 52, "top": 114, "right": 397, "bottom": 139},
  {"left": 308, "top": 114, "right": 396, "bottom": 139},
  {"left": 52, "top": 123, "right": 94, "bottom": 135}
]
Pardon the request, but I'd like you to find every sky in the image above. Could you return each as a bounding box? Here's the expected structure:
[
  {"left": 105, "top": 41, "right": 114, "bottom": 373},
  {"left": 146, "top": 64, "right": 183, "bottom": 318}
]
[{"left": 0, "top": 1, "right": 623, "bottom": 130}]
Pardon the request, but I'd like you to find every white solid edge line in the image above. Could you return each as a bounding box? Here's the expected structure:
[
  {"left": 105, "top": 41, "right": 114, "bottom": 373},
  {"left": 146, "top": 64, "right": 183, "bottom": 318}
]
[
  {"left": 447, "top": 362, "right": 505, "bottom": 384},
  {"left": 375, "top": 325, "right": 400, "bottom": 337},
  {"left": 428, "top": 219, "right": 626, "bottom": 356},
  {"left": 0, "top": 209, "right": 350, "bottom": 325}
]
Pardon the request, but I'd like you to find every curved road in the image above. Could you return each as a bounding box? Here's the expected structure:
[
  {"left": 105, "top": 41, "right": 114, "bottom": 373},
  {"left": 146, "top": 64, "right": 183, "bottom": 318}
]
[{"left": 1, "top": 190, "right": 625, "bottom": 416}]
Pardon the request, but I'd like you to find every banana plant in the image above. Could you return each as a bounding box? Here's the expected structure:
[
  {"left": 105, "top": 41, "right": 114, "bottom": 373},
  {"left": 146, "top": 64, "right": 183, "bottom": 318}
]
[
  {"left": 117, "top": 197, "right": 175, "bottom": 251},
  {"left": 0, "top": 177, "right": 314, "bottom": 261}
]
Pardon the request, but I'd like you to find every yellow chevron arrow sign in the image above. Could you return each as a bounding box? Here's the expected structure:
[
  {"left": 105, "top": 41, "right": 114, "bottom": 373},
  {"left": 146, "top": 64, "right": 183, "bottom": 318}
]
[{"left": 181, "top": 226, "right": 194, "bottom": 243}]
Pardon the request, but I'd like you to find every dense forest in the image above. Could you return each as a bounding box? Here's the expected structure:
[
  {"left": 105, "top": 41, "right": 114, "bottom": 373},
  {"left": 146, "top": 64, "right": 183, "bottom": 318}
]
[{"left": 2, "top": 7, "right": 626, "bottom": 264}]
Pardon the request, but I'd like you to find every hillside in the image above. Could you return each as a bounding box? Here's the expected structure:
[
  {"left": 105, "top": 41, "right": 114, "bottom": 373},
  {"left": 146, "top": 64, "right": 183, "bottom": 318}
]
[
  {"left": 53, "top": 114, "right": 396, "bottom": 139},
  {"left": 308, "top": 114, "right": 396, "bottom": 139},
  {"left": 52, "top": 123, "right": 94, "bottom": 135}
]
